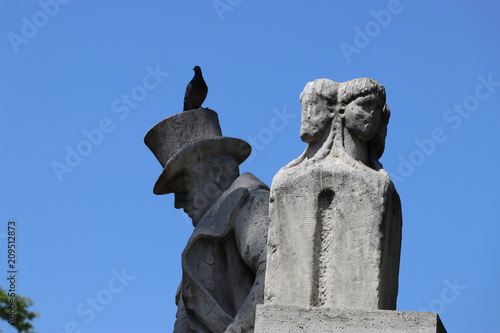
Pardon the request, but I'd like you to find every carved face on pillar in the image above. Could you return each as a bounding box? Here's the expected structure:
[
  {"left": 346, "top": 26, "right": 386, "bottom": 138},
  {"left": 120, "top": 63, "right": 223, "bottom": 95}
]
[
  {"left": 299, "top": 79, "right": 337, "bottom": 144},
  {"left": 335, "top": 78, "right": 389, "bottom": 169},
  {"left": 171, "top": 155, "right": 239, "bottom": 226},
  {"left": 343, "top": 93, "right": 384, "bottom": 141}
]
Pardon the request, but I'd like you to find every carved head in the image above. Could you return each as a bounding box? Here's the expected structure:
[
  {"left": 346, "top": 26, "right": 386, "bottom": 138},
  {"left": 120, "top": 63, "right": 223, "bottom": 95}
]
[
  {"left": 292, "top": 77, "right": 390, "bottom": 170},
  {"left": 338, "top": 78, "right": 390, "bottom": 162},
  {"left": 144, "top": 109, "right": 251, "bottom": 226},
  {"left": 299, "top": 79, "right": 338, "bottom": 144},
  {"left": 171, "top": 154, "right": 239, "bottom": 226}
]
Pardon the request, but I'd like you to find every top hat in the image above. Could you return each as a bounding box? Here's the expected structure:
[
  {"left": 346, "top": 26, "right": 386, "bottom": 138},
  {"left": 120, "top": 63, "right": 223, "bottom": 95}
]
[{"left": 144, "top": 108, "right": 251, "bottom": 195}]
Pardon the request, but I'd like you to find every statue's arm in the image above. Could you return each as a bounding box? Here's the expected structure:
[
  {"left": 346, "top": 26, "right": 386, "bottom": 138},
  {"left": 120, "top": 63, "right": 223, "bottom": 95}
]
[
  {"left": 174, "top": 282, "right": 190, "bottom": 332},
  {"left": 225, "top": 188, "right": 270, "bottom": 333}
]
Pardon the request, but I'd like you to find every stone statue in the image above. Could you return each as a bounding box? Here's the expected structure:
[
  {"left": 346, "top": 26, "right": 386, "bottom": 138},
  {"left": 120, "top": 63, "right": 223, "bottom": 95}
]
[
  {"left": 264, "top": 78, "right": 402, "bottom": 310},
  {"left": 145, "top": 109, "right": 270, "bottom": 333}
]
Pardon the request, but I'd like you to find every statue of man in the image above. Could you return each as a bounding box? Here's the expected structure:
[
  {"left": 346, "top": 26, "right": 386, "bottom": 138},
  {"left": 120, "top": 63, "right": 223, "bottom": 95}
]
[
  {"left": 145, "top": 109, "right": 270, "bottom": 333},
  {"left": 264, "top": 78, "right": 402, "bottom": 310}
]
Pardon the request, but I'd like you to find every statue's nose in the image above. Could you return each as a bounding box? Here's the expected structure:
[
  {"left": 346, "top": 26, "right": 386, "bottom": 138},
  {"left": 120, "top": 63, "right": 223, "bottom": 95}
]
[{"left": 174, "top": 193, "right": 188, "bottom": 209}]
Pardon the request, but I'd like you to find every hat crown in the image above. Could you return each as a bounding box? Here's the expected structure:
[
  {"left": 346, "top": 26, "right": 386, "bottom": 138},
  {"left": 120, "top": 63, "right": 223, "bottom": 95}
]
[
  {"left": 145, "top": 108, "right": 252, "bottom": 195},
  {"left": 144, "top": 109, "right": 222, "bottom": 167}
]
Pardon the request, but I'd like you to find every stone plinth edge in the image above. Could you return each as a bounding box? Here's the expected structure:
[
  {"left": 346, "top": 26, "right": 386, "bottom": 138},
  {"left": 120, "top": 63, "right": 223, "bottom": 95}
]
[{"left": 254, "top": 305, "right": 447, "bottom": 333}]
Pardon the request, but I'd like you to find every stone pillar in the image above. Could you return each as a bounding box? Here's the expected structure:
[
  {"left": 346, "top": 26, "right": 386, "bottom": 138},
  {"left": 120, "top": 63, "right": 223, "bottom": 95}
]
[
  {"left": 255, "top": 306, "right": 448, "bottom": 333},
  {"left": 265, "top": 160, "right": 401, "bottom": 309},
  {"left": 263, "top": 78, "right": 401, "bottom": 310},
  {"left": 256, "top": 77, "right": 447, "bottom": 332}
]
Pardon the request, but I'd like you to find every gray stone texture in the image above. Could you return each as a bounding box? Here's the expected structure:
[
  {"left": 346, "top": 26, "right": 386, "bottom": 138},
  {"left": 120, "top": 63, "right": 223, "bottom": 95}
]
[
  {"left": 144, "top": 108, "right": 251, "bottom": 195},
  {"left": 176, "top": 173, "right": 269, "bottom": 332},
  {"left": 254, "top": 305, "right": 447, "bottom": 333},
  {"left": 145, "top": 109, "right": 269, "bottom": 332},
  {"left": 264, "top": 78, "right": 402, "bottom": 310}
]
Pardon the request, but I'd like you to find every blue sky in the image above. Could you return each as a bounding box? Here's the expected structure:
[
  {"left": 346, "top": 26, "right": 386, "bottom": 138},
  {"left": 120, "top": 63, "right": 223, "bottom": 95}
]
[{"left": 1, "top": 1, "right": 499, "bottom": 332}]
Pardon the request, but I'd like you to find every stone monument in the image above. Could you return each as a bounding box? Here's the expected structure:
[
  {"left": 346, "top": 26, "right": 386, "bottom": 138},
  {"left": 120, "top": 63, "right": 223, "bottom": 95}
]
[
  {"left": 145, "top": 109, "right": 270, "bottom": 333},
  {"left": 255, "top": 78, "right": 447, "bottom": 332}
]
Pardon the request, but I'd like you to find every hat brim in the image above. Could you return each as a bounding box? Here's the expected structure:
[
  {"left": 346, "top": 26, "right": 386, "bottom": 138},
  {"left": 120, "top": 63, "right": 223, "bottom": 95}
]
[{"left": 153, "top": 137, "right": 251, "bottom": 195}]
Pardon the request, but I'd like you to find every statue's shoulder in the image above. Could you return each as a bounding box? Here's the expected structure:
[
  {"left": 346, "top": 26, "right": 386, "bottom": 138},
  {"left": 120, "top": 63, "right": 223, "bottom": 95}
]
[
  {"left": 233, "top": 172, "right": 270, "bottom": 193},
  {"left": 206, "top": 173, "right": 268, "bottom": 225}
]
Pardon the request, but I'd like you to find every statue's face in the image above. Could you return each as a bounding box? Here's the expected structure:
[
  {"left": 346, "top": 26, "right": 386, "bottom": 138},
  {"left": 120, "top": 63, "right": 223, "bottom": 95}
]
[
  {"left": 300, "top": 93, "right": 331, "bottom": 143},
  {"left": 344, "top": 93, "right": 383, "bottom": 141},
  {"left": 171, "top": 156, "right": 238, "bottom": 227},
  {"left": 172, "top": 172, "right": 213, "bottom": 227},
  {"left": 171, "top": 163, "right": 222, "bottom": 227}
]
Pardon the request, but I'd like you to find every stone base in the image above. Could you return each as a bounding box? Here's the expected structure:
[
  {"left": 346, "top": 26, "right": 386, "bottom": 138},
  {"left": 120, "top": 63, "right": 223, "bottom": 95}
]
[{"left": 255, "top": 305, "right": 447, "bottom": 333}]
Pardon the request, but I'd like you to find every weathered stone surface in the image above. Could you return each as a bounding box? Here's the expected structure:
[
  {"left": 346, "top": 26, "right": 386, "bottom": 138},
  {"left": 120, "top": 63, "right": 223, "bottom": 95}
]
[
  {"left": 145, "top": 109, "right": 270, "bottom": 332},
  {"left": 144, "top": 108, "right": 251, "bottom": 195},
  {"left": 255, "top": 305, "right": 447, "bottom": 333},
  {"left": 264, "top": 78, "right": 402, "bottom": 310}
]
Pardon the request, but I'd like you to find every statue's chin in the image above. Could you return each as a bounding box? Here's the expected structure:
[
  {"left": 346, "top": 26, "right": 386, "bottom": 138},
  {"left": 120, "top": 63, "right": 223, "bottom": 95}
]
[
  {"left": 188, "top": 210, "right": 203, "bottom": 227},
  {"left": 351, "top": 126, "right": 378, "bottom": 142}
]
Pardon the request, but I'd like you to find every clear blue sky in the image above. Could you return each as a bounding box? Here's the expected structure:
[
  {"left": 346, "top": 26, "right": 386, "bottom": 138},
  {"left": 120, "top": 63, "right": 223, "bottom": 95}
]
[{"left": 1, "top": 1, "right": 499, "bottom": 332}]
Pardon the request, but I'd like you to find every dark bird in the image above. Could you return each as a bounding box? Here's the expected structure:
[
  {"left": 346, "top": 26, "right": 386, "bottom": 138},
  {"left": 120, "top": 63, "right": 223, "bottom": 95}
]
[{"left": 183, "top": 66, "right": 208, "bottom": 111}]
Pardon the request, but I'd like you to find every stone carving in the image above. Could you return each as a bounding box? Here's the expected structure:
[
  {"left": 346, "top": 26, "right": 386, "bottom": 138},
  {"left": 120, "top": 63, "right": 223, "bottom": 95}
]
[
  {"left": 145, "top": 109, "right": 270, "bottom": 333},
  {"left": 255, "top": 306, "right": 448, "bottom": 333},
  {"left": 264, "top": 78, "right": 402, "bottom": 310}
]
